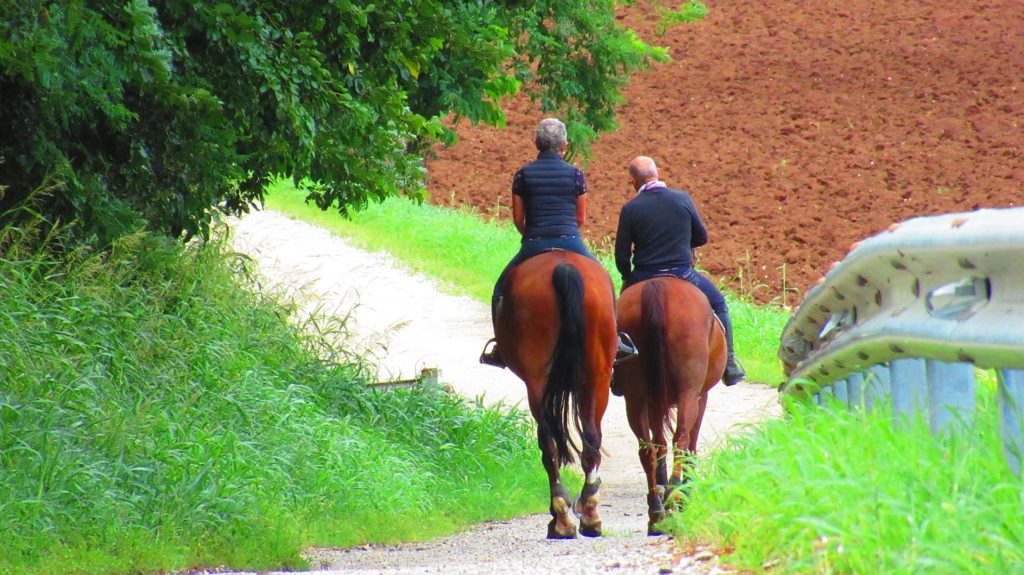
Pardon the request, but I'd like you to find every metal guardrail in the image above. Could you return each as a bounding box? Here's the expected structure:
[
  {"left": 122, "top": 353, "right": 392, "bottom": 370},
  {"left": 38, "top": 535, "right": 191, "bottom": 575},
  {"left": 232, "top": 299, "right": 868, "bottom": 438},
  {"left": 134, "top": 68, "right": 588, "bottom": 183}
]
[{"left": 777, "top": 207, "right": 1024, "bottom": 474}]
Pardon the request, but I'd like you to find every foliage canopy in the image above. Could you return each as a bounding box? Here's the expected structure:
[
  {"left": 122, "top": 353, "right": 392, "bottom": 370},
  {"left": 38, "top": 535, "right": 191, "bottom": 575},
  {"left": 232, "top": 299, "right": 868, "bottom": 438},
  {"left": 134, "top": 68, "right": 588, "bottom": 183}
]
[{"left": 0, "top": 0, "right": 672, "bottom": 241}]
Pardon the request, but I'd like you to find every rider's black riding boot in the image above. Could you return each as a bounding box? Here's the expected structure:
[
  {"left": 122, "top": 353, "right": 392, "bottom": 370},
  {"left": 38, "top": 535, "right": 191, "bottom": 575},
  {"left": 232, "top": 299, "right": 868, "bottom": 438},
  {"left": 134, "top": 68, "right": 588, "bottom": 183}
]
[
  {"left": 610, "top": 371, "right": 624, "bottom": 397},
  {"left": 716, "top": 307, "right": 745, "bottom": 386},
  {"left": 480, "top": 294, "right": 506, "bottom": 368},
  {"left": 610, "top": 332, "right": 638, "bottom": 397}
]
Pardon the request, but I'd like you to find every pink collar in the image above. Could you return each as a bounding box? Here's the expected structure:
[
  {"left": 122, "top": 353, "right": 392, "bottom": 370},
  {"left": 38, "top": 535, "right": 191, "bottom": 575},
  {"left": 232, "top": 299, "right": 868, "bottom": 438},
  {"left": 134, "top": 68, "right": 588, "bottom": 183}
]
[{"left": 637, "top": 180, "right": 667, "bottom": 195}]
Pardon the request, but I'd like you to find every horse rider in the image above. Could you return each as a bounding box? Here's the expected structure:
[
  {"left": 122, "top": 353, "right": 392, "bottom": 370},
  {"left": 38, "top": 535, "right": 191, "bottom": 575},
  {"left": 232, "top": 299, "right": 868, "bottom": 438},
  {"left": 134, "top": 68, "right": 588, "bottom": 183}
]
[
  {"left": 480, "top": 118, "right": 637, "bottom": 368},
  {"left": 613, "top": 155, "right": 746, "bottom": 387}
]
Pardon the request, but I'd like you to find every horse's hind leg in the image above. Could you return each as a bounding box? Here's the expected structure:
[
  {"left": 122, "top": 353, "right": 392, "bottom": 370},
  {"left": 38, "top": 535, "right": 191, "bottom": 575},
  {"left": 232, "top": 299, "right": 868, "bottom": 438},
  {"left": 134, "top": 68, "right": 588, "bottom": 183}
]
[
  {"left": 652, "top": 416, "right": 679, "bottom": 521},
  {"left": 537, "top": 425, "right": 577, "bottom": 539},
  {"left": 574, "top": 375, "right": 608, "bottom": 537},
  {"left": 644, "top": 438, "right": 668, "bottom": 536},
  {"left": 574, "top": 419, "right": 603, "bottom": 537},
  {"left": 664, "top": 391, "right": 709, "bottom": 511},
  {"left": 652, "top": 421, "right": 670, "bottom": 489},
  {"left": 625, "top": 396, "right": 665, "bottom": 535},
  {"left": 666, "top": 391, "right": 702, "bottom": 509},
  {"left": 689, "top": 392, "right": 710, "bottom": 453}
]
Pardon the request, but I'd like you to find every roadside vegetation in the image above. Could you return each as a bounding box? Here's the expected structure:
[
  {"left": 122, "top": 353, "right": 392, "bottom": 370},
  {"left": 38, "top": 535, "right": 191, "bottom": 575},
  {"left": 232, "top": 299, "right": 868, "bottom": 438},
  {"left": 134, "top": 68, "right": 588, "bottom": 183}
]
[
  {"left": 0, "top": 216, "right": 545, "bottom": 575},
  {"left": 669, "top": 386, "right": 1023, "bottom": 574}
]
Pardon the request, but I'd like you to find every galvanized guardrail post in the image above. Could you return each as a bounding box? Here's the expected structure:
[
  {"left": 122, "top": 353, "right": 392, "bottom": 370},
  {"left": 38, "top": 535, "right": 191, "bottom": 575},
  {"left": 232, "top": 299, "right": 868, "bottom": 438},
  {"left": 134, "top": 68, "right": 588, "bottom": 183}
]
[
  {"left": 1000, "top": 369, "right": 1024, "bottom": 477},
  {"left": 889, "top": 358, "right": 927, "bottom": 425},
  {"left": 865, "top": 364, "right": 890, "bottom": 412},
  {"left": 924, "top": 360, "right": 975, "bottom": 434},
  {"left": 833, "top": 378, "right": 848, "bottom": 405}
]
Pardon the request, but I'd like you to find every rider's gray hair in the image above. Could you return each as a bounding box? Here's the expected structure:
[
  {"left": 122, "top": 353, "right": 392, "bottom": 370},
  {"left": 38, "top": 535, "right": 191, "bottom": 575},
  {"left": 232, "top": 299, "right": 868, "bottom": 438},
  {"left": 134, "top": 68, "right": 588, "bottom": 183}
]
[{"left": 534, "top": 118, "right": 568, "bottom": 152}]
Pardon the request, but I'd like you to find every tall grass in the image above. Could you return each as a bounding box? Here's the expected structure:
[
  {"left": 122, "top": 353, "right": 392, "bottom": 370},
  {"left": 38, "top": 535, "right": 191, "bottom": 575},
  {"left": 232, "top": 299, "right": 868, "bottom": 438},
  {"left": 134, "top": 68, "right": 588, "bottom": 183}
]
[
  {"left": 264, "top": 179, "right": 788, "bottom": 385},
  {"left": 665, "top": 386, "right": 1024, "bottom": 573},
  {"left": 0, "top": 218, "right": 545, "bottom": 575}
]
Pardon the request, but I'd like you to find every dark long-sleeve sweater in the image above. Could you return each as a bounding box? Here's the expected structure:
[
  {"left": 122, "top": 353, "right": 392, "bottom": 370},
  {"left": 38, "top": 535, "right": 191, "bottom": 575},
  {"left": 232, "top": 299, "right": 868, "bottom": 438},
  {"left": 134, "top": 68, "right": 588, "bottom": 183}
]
[{"left": 614, "top": 187, "right": 708, "bottom": 281}]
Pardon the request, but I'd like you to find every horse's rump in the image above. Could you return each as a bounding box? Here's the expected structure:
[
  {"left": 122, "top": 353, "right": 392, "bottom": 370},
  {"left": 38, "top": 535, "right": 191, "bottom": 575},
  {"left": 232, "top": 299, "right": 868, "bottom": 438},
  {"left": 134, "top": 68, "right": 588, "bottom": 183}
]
[
  {"left": 617, "top": 277, "right": 722, "bottom": 425},
  {"left": 496, "top": 251, "right": 616, "bottom": 466}
]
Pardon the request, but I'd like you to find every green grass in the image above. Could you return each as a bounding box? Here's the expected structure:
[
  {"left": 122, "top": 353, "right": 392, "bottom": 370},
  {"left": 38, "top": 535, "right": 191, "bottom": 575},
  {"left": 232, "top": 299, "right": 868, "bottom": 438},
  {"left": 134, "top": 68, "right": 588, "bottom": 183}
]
[
  {"left": 0, "top": 218, "right": 546, "bottom": 575},
  {"left": 264, "top": 178, "right": 788, "bottom": 386},
  {"left": 665, "top": 385, "right": 1024, "bottom": 573}
]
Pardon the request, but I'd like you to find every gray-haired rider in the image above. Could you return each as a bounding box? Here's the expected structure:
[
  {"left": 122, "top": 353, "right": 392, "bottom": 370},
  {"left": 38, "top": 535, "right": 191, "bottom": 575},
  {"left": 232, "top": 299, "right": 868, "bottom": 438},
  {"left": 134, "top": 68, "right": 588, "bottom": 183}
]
[{"left": 480, "top": 118, "right": 637, "bottom": 368}]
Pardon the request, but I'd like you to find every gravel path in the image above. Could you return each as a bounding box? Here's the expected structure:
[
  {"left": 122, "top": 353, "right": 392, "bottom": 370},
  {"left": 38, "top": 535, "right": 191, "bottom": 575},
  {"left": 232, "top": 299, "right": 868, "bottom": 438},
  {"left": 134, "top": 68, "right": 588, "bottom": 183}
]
[{"left": 228, "top": 210, "right": 782, "bottom": 575}]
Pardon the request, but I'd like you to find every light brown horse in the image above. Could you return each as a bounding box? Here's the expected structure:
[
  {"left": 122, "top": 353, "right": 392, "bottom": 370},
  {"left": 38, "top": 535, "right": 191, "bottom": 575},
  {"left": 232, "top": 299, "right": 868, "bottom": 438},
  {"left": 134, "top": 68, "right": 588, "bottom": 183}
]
[
  {"left": 614, "top": 276, "right": 727, "bottom": 535},
  {"left": 495, "top": 250, "right": 617, "bottom": 539}
]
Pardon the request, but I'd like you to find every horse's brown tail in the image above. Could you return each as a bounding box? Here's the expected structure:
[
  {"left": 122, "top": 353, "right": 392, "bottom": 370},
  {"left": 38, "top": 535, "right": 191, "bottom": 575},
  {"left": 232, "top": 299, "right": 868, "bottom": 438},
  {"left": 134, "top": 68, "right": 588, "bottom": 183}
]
[
  {"left": 543, "top": 262, "right": 586, "bottom": 466},
  {"left": 641, "top": 280, "right": 673, "bottom": 432}
]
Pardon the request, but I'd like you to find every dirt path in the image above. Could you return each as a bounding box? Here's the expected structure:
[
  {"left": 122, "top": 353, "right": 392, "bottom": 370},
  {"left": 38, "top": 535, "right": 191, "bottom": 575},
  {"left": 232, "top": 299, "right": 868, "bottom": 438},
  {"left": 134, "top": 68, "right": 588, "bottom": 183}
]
[{"left": 228, "top": 210, "right": 782, "bottom": 575}]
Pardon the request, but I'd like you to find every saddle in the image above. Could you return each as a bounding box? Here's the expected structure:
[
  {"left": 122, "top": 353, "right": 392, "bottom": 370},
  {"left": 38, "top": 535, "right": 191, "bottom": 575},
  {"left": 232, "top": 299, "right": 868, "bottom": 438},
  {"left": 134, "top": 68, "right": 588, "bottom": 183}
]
[{"left": 494, "top": 247, "right": 570, "bottom": 300}]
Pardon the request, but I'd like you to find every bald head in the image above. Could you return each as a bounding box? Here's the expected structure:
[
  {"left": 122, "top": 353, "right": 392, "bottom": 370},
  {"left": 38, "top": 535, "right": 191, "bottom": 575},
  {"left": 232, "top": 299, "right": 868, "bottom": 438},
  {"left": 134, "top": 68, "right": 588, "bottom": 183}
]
[{"left": 628, "top": 156, "right": 659, "bottom": 188}]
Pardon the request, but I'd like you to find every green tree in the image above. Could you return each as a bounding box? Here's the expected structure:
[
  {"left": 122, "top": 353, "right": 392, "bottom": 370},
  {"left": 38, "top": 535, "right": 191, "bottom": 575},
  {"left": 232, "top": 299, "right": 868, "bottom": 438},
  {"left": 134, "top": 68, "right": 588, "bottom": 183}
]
[{"left": 0, "top": 1, "right": 683, "bottom": 242}]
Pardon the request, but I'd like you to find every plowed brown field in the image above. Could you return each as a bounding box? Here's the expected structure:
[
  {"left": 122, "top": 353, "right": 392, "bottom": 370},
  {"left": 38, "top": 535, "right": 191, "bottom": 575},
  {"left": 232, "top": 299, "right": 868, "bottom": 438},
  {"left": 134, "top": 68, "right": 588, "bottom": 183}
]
[{"left": 426, "top": 0, "right": 1023, "bottom": 305}]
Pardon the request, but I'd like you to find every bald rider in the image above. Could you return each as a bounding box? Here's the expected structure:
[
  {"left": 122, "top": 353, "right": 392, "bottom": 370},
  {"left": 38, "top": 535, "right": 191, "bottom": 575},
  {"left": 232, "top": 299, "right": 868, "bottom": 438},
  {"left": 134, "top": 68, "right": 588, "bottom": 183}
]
[{"left": 614, "top": 156, "right": 745, "bottom": 386}]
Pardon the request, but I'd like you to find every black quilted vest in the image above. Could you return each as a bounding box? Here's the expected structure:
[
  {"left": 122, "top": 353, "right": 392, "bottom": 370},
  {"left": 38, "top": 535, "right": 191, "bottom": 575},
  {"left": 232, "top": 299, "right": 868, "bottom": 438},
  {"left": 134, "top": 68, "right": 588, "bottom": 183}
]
[{"left": 514, "top": 150, "right": 584, "bottom": 238}]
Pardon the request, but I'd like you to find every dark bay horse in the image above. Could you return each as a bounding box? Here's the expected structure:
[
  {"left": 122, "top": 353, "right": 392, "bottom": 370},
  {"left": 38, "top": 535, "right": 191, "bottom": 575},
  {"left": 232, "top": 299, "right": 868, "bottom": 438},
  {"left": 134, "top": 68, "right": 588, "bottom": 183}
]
[
  {"left": 614, "top": 276, "right": 727, "bottom": 535},
  {"left": 495, "top": 250, "right": 617, "bottom": 539}
]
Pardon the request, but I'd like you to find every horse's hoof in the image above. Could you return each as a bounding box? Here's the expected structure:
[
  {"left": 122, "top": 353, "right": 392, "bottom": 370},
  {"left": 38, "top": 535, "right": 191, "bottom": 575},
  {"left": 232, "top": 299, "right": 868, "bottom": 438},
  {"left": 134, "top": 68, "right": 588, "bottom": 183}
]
[
  {"left": 579, "top": 520, "right": 602, "bottom": 538},
  {"left": 547, "top": 523, "right": 578, "bottom": 539},
  {"left": 575, "top": 494, "right": 602, "bottom": 536},
  {"left": 647, "top": 507, "right": 666, "bottom": 536},
  {"left": 548, "top": 496, "right": 577, "bottom": 539}
]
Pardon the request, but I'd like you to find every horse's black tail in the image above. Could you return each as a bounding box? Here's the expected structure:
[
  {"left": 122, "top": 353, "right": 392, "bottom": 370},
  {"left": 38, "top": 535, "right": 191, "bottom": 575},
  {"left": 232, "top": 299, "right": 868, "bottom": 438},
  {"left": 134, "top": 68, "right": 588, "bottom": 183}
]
[
  {"left": 641, "top": 280, "right": 673, "bottom": 432},
  {"left": 542, "top": 262, "right": 587, "bottom": 466}
]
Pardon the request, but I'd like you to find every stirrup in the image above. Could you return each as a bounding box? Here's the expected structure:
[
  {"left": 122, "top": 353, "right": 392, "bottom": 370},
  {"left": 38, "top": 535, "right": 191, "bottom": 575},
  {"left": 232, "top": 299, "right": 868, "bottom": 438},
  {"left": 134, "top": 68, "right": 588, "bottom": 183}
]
[
  {"left": 614, "top": 332, "right": 639, "bottom": 366},
  {"left": 723, "top": 356, "right": 746, "bottom": 386},
  {"left": 479, "top": 338, "right": 506, "bottom": 369}
]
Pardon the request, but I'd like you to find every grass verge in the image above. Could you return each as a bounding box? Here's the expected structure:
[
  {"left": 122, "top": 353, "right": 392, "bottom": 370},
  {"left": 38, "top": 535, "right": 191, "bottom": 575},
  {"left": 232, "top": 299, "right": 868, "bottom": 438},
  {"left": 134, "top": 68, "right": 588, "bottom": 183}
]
[
  {"left": 264, "top": 179, "right": 788, "bottom": 386},
  {"left": 0, "top": 217, "right": 545, "bottom": 575},
  {"left": 665, "top": 383, "right": 1024, "bottom": 573}
]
